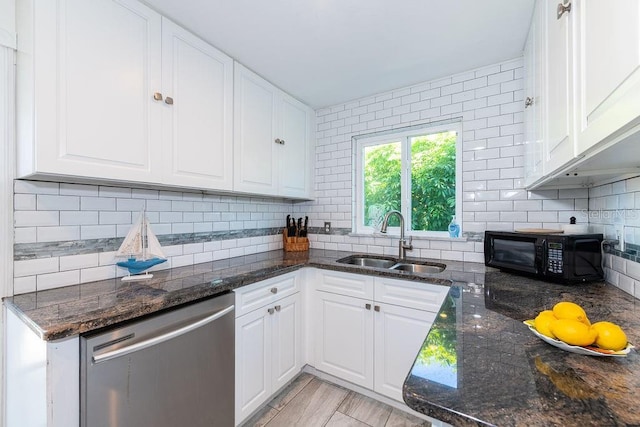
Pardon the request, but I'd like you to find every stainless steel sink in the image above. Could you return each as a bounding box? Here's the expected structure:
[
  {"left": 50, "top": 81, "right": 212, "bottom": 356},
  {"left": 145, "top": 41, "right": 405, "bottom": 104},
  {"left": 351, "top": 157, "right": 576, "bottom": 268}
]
[
  {"left": 389, "top": 263, "right": 445, "bottom": 273},
  {"left": 336, "top": 255, "right": 398, "bottom": 268},
  {"left": 336, "top": 255, "right": 446, "bottom": 273}
]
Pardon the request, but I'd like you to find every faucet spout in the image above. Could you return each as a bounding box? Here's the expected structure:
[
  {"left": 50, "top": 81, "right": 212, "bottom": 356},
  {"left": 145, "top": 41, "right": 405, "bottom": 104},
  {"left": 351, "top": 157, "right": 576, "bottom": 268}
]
[{"left": 379, "top": 210, "right": 413, "bottom": 260}]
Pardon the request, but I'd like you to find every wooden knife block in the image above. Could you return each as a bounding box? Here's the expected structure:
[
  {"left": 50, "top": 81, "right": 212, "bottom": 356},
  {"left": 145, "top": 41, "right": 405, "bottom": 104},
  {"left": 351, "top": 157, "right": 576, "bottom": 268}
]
[{"left": 283, "top": 228, "right": 309, "bottom": 252}]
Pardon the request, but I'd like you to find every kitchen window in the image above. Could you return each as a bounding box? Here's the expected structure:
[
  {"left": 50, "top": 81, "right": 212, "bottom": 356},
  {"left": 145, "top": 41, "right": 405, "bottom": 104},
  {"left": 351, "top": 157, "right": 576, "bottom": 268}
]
[{"left": 354, "top": 121, "right": 462, "bottom": 236}]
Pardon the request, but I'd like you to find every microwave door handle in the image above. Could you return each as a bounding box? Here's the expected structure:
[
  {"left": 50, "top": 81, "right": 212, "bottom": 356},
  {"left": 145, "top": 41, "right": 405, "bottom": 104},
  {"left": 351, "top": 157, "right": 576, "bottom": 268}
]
[{"left": 538, "top": 239, "right": 546, "bottom": 274}]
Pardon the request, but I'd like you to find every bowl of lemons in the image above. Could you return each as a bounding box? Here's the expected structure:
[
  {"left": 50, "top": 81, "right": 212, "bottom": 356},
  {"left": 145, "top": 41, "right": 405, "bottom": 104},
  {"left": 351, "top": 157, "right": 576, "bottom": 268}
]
[{"left": 524, "top": 302, "right": 634, "bottom": 357}]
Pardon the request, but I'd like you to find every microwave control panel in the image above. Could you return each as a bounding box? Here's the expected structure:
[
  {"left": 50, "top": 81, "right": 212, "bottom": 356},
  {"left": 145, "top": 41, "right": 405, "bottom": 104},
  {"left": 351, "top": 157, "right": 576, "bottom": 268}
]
[{"left": 547, "top": 242, "right": 563, "bottom": 274}]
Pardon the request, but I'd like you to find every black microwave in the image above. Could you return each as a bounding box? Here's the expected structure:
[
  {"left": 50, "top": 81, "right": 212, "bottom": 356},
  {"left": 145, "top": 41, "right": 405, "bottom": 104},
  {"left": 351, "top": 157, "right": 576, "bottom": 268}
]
[{"left": 484, "top": 231, "right": 604, "bottom": 283}]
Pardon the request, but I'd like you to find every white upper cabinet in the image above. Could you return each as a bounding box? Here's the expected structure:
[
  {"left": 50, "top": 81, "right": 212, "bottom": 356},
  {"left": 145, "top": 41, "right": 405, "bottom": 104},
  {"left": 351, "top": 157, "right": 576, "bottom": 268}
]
[
  {"left": 523, "top": 1, "right": 544, "bottom": 187},
  {"left": 234, "top": 63, "right": 314, "bottom": 199},
  {"left": 17, "top": 0, "right": 312, "bottom": 197},
  {"left": 525, "top": 0, "right": 640, "bottom": 188},
  {"left": 543, "top": 0, "right": 576, "bottom": 175},
  {"left": 573, "top": 0, "right": 640, "bottom": 155},
  {"left": 17, "top": 0, "right": 163, "bottom": 183},
  {"left": 233, "top": 64, "right": 279, "bottom": 196},
  {"left": 161, "top": 19, "right": 233, "bottom": 190}
]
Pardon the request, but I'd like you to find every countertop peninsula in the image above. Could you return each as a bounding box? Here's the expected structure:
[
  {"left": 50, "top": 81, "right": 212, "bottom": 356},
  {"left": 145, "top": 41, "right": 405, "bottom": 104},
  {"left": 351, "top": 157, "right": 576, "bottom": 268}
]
[{"left": 403, "top": 271, "right": 640, "bottom": 426}]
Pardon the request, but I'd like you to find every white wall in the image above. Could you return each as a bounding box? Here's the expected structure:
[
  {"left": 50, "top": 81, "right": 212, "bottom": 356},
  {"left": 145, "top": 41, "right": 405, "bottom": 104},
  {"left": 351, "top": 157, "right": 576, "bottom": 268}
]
[{"left": 300, "top": 58, "right": 588, "bottom": 262}]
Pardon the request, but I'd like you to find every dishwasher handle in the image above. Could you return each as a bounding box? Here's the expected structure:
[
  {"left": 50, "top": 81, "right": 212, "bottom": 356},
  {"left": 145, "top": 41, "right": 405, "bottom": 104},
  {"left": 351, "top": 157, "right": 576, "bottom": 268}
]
[{"left": 92, "top": 304, "right": 234, "bottom": 364}]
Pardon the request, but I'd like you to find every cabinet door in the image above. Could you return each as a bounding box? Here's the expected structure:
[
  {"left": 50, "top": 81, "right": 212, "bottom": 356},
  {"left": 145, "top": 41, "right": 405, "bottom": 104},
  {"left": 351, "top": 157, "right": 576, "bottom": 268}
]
[
  {"left": 233, "top": 63, "right": 278, "bottom": 195},
  {"left": 25, "top": 0, "right": 162, "bottom": 182},
  {"left": 271, "top": 293, "right": 302, "bottom": 391},
  {"left": 544, "top": 0, "right": 576, "bottom": 174},
  {"left": 574, "top": 0, "right": 640, "bottom": 154},
  {"left": 374, "top": 304, "right": 436, "bottom": 401},
  {"left": 314, "top": 291, "right": 374, "bottom": 389},
  {"left": 523, "top": 1, "right": 544, "bottom": 187},
  {"left": 278, "top": 93, "right": 314, "bottom": 198},
  {"left": 235, "top": 306, "right": 272, "bottom": 425},
  {"left": 161, "top": 19, "right": 233, "bottom": 190}
]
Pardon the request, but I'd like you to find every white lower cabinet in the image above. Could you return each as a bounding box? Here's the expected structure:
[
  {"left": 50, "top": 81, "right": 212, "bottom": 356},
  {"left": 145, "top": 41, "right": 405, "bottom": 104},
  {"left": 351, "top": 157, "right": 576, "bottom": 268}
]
[
  {"left": 314, "top": 290, "right": 374, "bottom": 388},
  {"left": 374, "top": 303, "right": 436, "bottom": 401},
  {"left": 313, "top": 270, "right": 447, "bottom": 402},
  {"left": 234, "top": 274, "right": 302, "bottom": 425}
]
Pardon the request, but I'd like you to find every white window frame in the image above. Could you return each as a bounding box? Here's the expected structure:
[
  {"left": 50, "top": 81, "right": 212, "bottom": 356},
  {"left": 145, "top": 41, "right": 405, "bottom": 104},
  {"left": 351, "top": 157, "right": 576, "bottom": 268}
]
[{"left": 353, "top": 121, "right": 462, "bottom": 237}]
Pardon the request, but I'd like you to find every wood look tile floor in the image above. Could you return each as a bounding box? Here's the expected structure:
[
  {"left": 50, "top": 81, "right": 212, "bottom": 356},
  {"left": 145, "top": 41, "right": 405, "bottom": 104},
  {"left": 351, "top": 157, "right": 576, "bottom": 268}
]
[{"left": 241, "top": 373, "right": 431, "bottom": 427}]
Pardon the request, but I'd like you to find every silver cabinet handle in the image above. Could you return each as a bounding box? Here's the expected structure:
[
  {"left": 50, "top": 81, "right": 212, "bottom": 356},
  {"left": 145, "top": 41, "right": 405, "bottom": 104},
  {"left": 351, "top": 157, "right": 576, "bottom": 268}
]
[
  {"left": 274, "top": 138, "right": 285, "bottom": 145},
  {"left": 374, "top": 305, "right": 380, "bottom": 312},
  {"left": 525, "top": 97, "right": 534, "bottom": 108},
  {"left": 92, "top": 305, "right": 234, "bottom": 363},
  {"left": 275, "top": 305, "right": 281, "bottom": 312},
  {"left": 270, "top": 287, "right": 278, "bottom": 294},
  {"left": 268, "top": 308, "right": 275, "bottom": 315},
  {"left": 153, "top": 92, "right": 163, "bottom": 101},
  {"left": 165, "top": 96, "right": 174, "bottom": 105},
  {"left": 557, "top": 1, "right": 571, "bottom": 19},
  {"left": 365, "top": 303, "right": 371, "bottom": 310}
]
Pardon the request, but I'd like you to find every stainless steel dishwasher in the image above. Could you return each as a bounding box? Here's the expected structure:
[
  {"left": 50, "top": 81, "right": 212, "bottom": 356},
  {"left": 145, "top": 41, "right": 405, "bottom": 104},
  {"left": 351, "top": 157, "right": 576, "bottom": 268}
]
[{"left": 81, "top": 292, "right": 235, "bottom": 427}]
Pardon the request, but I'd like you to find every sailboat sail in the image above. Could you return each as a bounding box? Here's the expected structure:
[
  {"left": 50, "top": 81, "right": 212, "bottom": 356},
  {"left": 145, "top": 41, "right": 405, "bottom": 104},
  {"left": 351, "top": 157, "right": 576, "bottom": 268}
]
[
  {"left": 145, "top": 222, "right": 165, "bottom": 259},
  {"left": 115, "top": 214, "right": 144, "bottom": 258}
]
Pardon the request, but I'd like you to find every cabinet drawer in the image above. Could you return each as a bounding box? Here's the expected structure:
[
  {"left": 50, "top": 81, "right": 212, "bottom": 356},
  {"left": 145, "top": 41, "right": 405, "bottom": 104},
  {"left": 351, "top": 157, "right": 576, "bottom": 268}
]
[
  {"left": 315, "top": 269, "right": 374, "bottom": 300},
  {"left": 234, "top": 272, "right": 299, "bottom": 317},
  {"left": 374, "top": 277, "right": 449, "bottom": 313}
]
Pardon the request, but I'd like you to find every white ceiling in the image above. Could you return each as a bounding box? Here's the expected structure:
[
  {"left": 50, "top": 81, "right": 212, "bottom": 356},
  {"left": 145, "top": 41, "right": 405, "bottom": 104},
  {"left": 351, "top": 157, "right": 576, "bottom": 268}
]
[{"left": 144, "top": 0, "right": 535, "bottom": 109}]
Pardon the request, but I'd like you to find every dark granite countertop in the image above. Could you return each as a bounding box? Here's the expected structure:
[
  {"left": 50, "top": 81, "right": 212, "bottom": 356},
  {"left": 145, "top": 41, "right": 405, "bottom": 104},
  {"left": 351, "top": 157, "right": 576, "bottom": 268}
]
[
  {"left": 403, "top": 271, "right": 640, "bottom": 427},
  {"left": 4, "top": 249, "right": 478, "bottom": 341}
]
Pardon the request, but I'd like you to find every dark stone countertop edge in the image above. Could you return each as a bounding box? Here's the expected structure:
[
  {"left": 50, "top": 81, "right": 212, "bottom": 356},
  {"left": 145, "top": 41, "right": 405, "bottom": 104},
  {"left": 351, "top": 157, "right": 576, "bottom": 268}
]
[{"left": 4, "top": 250, "right": 470, "bottom": 341}]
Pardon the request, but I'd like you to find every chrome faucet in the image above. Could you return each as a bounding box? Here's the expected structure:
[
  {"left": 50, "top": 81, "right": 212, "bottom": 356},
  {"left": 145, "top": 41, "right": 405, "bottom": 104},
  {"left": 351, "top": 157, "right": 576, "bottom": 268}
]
[{"left": 380, "top": 210, "right": 413, "bottom": 260}]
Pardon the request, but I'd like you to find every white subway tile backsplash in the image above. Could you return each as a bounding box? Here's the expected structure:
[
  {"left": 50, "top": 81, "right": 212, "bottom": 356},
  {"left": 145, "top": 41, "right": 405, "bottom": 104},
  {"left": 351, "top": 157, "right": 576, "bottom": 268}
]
[
  {"left": 81, "top": 197, "right": 116, "bottom": 211},
  {"left": 59, "top": 253, "right": 100, "bottom": 271},
  {"left": 14, "top": 194, "right": 36, "bottom": 210},
  {"left": 37, "top": 270, "right": 80, "bottom": 291},
  {"left": 81, "top": 266, "right": 117, "bottom": 283},
  {"left": 15, "top": 257, "right": 59, "bottom": 277},
  {"left": 15, "top": 180, "right": 59, "bottom": 195},
  {"left": 14, "top": 276, "right": 36, "bottom": 294},
  {"left": 80, "top": 225, "right": 116, "bottom": 240},
  {"left": 37, "top": 226, "right": 80, "bottom": 243},
  {"left": 15, "top": 211, "right": 59, "bottom": 227}
]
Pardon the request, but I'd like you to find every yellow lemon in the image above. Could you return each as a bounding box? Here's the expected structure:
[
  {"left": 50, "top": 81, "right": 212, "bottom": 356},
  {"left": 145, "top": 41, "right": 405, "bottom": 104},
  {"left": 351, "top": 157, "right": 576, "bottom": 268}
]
[
  {"left": 550, "top": 319, "right": 598, "bottom": 346},
  {"left": 534, "top": 310, "right": 557, "bottom": 338},
  {"left": 591, "top": 321, "right": 628, "bottom": 351},
  {"left": 552, "top": 301, "right": 590, "bottom": 326}
]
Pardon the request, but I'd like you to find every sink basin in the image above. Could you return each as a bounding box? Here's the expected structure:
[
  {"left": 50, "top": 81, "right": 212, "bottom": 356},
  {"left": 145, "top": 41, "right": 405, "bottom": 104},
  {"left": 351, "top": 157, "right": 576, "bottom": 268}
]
[
  {"left": 336, "top": 255, "right": 446, "bottom": 274},
  {"left": 336, "top": 255, "right": 398, "bottom": 269},
  {"left": 389, "top": 263, "right": 445, "bottom": 274}
]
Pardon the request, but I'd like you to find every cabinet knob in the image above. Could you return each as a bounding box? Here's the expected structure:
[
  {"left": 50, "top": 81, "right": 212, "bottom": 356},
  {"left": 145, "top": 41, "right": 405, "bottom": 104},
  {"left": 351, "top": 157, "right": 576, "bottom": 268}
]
[
  {"left": 270, "top": 287, "right": 278, "bottom": 294},
  {"left": 365, "top": 303, "right": 371, "bottom": 310},
  {"left": 525, "top": 97, "right": 534, "bottom": 108},
  {"left": 164, "top": 96, "right": 174, "bottom": 105},
  {"left": 153, "top": 92, "right": 163, "bottom": 101},
  {"left": 275, "top": 305, "right": 281, "bottom": 312},
  {"left": 274, "top": 138, "right": 285, "bottom": 145},
  {"left": 374, "top": 305, "right": 380, "bottom": 312},
  {"left": 267, "top": 308, "right": 275, "bottom": 315},
  {"left": 557, "top": 1, "right": 571, "bottom": 19}
]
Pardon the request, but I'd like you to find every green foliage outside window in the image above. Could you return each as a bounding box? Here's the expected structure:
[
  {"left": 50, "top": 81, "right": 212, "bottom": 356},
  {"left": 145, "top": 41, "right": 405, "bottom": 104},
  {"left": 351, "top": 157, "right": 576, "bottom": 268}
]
[{"left": 363, "top": 131, "right": 456, "bottom": 231}]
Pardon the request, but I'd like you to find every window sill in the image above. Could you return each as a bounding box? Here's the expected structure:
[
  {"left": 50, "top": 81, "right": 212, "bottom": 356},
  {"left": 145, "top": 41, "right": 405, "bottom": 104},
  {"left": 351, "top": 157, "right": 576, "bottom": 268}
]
[{"left": 348, "top": 232, "right": 467, "bottom": 242}]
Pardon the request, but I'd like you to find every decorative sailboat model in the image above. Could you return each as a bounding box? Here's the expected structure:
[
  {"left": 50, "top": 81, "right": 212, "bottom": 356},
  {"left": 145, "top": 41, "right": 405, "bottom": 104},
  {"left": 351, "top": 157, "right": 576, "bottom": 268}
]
[{"left": 115, "top": 210, "right": 167, "bottom": 281}]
